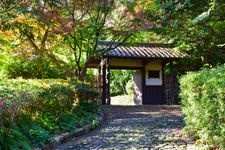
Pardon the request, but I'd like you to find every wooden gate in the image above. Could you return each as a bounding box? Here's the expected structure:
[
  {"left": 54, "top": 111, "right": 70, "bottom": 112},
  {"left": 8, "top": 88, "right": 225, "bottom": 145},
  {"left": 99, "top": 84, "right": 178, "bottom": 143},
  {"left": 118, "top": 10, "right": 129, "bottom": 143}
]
[{"left": 143, "top": 86, "right": 166, "bottom": 105}]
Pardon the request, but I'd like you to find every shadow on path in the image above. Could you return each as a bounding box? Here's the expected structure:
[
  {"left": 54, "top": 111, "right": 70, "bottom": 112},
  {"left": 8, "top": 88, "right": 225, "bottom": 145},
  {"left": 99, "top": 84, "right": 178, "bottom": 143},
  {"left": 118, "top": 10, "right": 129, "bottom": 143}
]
[{"left": 55, "top": 105, "right": 194, "bottom": 150}]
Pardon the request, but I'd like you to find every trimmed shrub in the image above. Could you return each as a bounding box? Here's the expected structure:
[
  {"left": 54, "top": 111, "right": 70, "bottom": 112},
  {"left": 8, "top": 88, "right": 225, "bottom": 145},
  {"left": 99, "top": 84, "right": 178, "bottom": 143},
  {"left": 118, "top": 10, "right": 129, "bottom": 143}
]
[
  {"left": 179, "top": 65, "right": 225, "bottom": 149},
  {"left": 0, "top": 79, "right": 99, "bottom": 149},
  {"left": 5, "top": 57, "right": 70, "bottom": 79}
]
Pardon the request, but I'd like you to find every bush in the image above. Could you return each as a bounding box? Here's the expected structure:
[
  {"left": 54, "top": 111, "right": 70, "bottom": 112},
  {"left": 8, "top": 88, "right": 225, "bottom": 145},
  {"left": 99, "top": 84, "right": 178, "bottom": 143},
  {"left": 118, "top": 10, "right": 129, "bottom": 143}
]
[
  {"left": 110, "top": 70, "right": 133, "bottom": 96},
  {"left": 5, "top": 57, "right": 70, "bottom": 79},
  {"left": 179, "top": 65, "right": 225, "bottom": 149},
  {"left": 125, "top": 80, "right": 134, "bottom": 95},
  {"left": 0, "top": 78, "right": 100, "bottom": 149}
]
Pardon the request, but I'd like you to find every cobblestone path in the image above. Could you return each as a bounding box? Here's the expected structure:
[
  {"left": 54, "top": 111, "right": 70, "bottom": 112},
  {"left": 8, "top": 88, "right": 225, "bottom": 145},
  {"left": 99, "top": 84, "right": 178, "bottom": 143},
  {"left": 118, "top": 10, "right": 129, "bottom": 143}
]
[{"left": 56, "top": 106, "right": 195, "bottom": 150}]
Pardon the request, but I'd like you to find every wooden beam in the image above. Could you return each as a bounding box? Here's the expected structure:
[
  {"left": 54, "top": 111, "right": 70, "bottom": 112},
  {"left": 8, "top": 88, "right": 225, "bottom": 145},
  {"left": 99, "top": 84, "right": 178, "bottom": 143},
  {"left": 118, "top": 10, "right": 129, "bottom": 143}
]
[
  {"left": 110, "top": 66, "right": 143, "bottom": 70},
  {"left": 98, "top": 64, "right": 102, "bottom": 104},
  {"left": 102, "top": 60, "right": 106, "bottom": 105},
  {"left": 106, "top": 58, "right": 111, "bottom": 105},
  {"left": 169, "top": 62, "right": 175, "bottom": 104},
  {"left": 142, "top": 59, "right": 147, "bottom": 104},
  {"left": 161, "top": 60, "right": 166, "bottom": 104}
]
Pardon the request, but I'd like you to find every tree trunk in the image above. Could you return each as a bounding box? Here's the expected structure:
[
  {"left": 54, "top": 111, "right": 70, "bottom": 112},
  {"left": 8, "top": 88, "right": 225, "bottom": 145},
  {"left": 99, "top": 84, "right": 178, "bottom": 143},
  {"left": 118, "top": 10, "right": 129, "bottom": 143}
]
[{"left": 76, "top": 66, "right": 87, "bottom": 81}]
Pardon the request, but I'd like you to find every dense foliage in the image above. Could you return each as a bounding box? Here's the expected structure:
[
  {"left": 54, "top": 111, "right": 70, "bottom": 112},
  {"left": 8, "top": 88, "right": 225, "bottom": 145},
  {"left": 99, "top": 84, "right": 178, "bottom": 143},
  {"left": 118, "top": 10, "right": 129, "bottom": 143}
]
[
  {"left": 0, "top": 0, "right": 141, "bottom": 80},
  {"left": 180, "top": 65, "right": 225, "bottom": 149},
  {"left": 155, "top": 0, "right": 225, "bottom": 68},
  {"left": 110, "top": 70, "right": 133, "bottom": 96},
  {"left": 0, "top": 0, "right": 224, "bottom": 77},
  {"left": 0, "top": 1, "right": 225, "bottom": 149},
  {"left": 124, "top": 0, "right": 225, "bottom": 70},
  {"left": 0, "top": 79, "right": 99, "bottom": 149}
]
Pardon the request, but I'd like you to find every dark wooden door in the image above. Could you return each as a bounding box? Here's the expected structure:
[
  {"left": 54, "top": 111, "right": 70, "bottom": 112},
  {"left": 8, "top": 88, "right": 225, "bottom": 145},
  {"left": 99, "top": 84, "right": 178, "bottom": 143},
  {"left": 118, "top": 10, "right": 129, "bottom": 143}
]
[{"left": 143, "top": 86, "right": 166, "bottom": 105}]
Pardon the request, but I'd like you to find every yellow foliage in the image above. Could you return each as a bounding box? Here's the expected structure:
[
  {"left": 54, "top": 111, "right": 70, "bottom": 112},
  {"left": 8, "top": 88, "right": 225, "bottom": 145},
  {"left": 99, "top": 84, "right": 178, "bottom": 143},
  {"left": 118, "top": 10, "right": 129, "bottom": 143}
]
[{"left": 135, "top": 0, "right": 157, "bottom": 12}]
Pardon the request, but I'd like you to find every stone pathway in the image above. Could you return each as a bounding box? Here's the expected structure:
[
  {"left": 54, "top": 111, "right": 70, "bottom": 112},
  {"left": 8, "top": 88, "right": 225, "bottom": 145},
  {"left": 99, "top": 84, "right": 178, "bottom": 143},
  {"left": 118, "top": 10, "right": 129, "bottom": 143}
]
[{"left": 55, "top": 106, "right": 196, "bottom": 150}]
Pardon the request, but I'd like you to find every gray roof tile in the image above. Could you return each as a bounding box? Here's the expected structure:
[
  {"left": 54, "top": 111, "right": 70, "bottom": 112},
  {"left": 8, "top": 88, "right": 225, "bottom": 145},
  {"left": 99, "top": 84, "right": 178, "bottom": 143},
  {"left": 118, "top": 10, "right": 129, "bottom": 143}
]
[{"left": 103, "top": 43, "right": 183, "bottom": 59}]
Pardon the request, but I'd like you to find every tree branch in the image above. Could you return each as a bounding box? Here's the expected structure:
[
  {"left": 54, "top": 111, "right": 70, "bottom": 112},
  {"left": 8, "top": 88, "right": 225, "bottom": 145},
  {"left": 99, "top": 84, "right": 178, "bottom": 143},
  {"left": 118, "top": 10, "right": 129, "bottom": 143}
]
[{"left": 40, "top": 26, "right": 50, "bottom": 50}]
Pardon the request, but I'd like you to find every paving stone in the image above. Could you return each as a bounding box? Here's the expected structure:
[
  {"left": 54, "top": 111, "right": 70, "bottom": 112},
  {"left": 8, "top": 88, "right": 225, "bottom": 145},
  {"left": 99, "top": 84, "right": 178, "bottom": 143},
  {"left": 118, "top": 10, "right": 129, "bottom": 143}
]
[{"left": 55, "top": 106, "right": 196, "bottom": 150}]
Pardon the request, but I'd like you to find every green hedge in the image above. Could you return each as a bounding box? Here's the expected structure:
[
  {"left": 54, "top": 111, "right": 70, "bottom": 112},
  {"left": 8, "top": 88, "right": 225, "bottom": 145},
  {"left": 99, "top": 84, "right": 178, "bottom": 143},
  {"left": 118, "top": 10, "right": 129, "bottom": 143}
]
[
  {"left": 4, "top": 56, "right": 73, "bottom": 79},
  {"left": 180, "top": 65, "right": 225, "bottom": 149},
  {"left": 0, "top": 78, "right": 99, "bottom": 149}
]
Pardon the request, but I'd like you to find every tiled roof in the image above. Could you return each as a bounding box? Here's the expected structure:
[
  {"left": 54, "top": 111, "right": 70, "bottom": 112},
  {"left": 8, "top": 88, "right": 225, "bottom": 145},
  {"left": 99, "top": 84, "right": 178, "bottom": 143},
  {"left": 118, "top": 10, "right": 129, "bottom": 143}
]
[{"left": 100, "top": 42, "right": 183, "bottom": 59}]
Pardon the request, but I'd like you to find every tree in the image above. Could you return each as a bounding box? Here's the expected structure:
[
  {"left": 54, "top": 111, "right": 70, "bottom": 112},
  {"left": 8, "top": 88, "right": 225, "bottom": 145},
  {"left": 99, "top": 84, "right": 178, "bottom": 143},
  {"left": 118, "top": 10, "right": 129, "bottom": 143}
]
[
  {"left": 148, "top": 0, "right": 225, "bottom": 69},
  {"left": 0, "top": 0, "right": 158, "bottom": 80},
  {"left": 36, "top": 0, "right": 149, "bottom": 80},
  {"left": 0, "top": 1, "right": 76, "bottom": 78},
  {"left": 0, "top": 0, "right": 21, "bottom": 14}
]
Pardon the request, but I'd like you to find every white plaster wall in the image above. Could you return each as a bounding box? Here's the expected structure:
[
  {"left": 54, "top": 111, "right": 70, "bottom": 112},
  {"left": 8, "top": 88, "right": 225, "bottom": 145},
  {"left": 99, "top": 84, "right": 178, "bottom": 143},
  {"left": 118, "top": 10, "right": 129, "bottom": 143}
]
[
  {"left": 145, "top": 60, "right": 162, "bottom": 86},
  {"left": 133, "top": 71, "right": 142, "bottom": 105}
]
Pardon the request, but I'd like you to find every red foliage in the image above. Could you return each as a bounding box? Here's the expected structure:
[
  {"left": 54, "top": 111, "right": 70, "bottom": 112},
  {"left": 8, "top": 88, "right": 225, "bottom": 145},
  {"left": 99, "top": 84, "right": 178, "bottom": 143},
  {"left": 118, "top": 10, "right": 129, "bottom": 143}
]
[
  {"left": 166, "top": 13, "right": 172, "bottom": 19},
  {"left": 0, "top": 100, "right": 5, "bottom": 109}
]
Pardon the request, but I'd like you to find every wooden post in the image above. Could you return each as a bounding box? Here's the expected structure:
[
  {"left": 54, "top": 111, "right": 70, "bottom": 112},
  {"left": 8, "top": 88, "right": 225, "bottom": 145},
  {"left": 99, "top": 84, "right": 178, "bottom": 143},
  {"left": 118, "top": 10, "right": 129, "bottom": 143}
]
[
  {"left": 98, "top": 64, "right": 102, "bottom": 103},
  {"left": 161, "top": 60, "right": 166, "bottom": 104},
  {"left": 169, "top": 62, "right": 175, "bottom": 104},
  {"left": 106, "top": 58, "right": 110, "bottom": 105},
  {"left": 102, "top": 59, "right": 106, "bottom": 105},
  {"left": 142, "top": 60, "right": 147, "bottom": 104}
]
